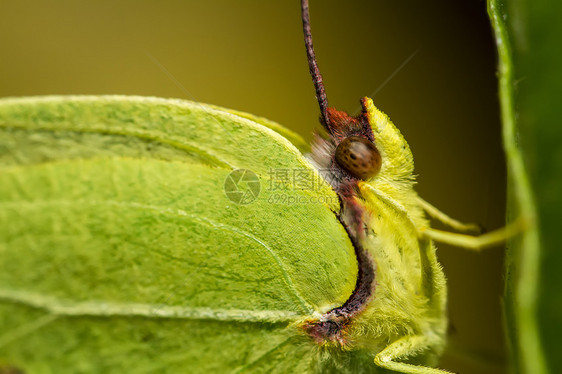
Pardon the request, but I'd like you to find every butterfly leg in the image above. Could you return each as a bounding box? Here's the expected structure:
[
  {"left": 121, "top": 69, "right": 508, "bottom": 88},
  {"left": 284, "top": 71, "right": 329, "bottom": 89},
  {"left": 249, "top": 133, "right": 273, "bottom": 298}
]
[
  {"left": 374, "top": 334, "right": 453, "bottom": 374},
  {"left": 417, "top": 197, "right": 482, "bottom": 234},
  {"left": 418, "top": 218, "right": 526, "bottom": 251}
]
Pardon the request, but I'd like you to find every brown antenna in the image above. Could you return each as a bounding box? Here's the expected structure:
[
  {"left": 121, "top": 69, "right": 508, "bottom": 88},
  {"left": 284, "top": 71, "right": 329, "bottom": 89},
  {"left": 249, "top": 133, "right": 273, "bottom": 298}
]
[{"left": 301, "top": 0, "right": 331, "bottom": 130}]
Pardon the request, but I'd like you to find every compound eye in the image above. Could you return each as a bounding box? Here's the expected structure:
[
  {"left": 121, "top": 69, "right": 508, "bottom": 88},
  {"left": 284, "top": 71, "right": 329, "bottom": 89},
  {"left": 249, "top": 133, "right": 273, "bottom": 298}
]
[{"left": 335, "top": 136, "right": 382, "bottom": 180}]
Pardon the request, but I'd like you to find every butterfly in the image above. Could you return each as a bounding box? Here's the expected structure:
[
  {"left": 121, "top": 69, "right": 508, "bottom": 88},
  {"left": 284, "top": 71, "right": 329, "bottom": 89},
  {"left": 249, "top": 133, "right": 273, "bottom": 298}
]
[{"left": 0, "top": 1, "right": 519, "bottom": 373}]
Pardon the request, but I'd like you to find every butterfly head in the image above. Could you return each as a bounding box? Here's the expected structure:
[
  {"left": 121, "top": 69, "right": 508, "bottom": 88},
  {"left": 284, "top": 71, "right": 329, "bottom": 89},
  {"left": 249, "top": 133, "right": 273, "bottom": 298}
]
[{"left": 310, "top": 97, "right": 414, "bottom": 191}]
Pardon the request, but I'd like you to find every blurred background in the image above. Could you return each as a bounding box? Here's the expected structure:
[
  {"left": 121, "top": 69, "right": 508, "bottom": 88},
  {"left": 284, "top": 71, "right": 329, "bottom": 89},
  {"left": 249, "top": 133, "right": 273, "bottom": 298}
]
[{"left": 0, "top": 1, "right": 506, "bottom": 372}]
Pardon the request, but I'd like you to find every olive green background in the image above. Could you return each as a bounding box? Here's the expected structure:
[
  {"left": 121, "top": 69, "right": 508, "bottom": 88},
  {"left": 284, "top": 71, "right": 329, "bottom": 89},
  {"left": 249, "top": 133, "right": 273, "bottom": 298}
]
[{"left": 0, "top": 1, "right": 506, "bottom": 373}]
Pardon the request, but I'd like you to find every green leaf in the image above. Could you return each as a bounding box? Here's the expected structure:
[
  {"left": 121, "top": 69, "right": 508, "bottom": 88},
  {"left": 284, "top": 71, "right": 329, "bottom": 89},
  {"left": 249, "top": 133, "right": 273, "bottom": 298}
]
[
  {"left": 0, "top": 96, "right": 366, "bottom": 372},
  {"left": 489, "top": 0, "right": 562, "bottom": 373}
]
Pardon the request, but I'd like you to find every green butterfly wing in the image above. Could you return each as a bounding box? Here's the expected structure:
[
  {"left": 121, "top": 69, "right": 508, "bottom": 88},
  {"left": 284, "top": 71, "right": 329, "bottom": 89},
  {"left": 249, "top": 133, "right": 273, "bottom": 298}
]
[{"left": 0, "top": 96, "right": 368, "bottom": 373}]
